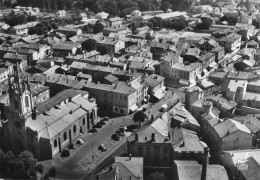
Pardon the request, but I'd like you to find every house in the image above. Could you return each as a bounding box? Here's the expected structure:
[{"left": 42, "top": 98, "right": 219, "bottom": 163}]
[
  {"left": 56, "top": 10, "right": 66, "bottom": 17},
  {"left": 212, "top": 118, "right": 253, "bottom": 160},
  {"left": 104, "top": 74, "right": 118, "bottom": 85},
  {"left": 208, "top": 71, "right": 228, "bottom": 85},
  {"left": 222, "top": 149, "right": 260, "bottom": 180},
  {"left": 198, "top": 52, "right": 216, "bottom": 72},
  {"left": 103, "top": 27, "right": 128, "bottom": 37},
  {"left": 10, "top": 21, "right": 39, "bottom": 35},
  {"left": 84, "top": 81, "right": 144, "bottom": 115},
  {"left": 185, "top": 86, "right": 205, "bottom": 111},
  {"left": 90, "top": 157, "right": 143, "bottom": 180},
  {"left": 95, "top": 12, "right": 109, "bottom": 19},
  {"left": 3, "top": 53, "right": 28, "bottom": 72},
  {"left": 197, "top": 78, "right": 215, "bottom": 96},
  {"left": 57, "top": 27, "right": 82, "bottom": 39},
  {"left": 171, "top": 62, "right": 202, "bottom": 86},
  {"left": 237, "top": 24, "right": 255, "bottom": 41},
  {"left": 52, "top": 41, "right": 81, "bottom": 57},
  {"left": 211, "top": 46, "right": 225, "bottom": 63},
  {"left": 106, "top": 17, "right": 123, "bottom": 28},
  {"left": 127, "top": 118, "right": 173, "bottom": 167},
  {"left": 237, "top": 13, "right": 252, "bottom": 25},
  {"left": 98, "top": 38, "right": 125, "bottom": 54},
  {"left": 218, "top": 33, "right": 242, "bottom": 53},
  {"left": 143, "top": 74, "right": 165, "bottom": 101},
  {"left": 160, "top": 52, "right": 182, "bottom": 78},
  {"left": 15, "top": 43, "right": 51, "bottom": 60},
  {"left": 198, "top": 38, "right": 218, "bottom": 52},
  {"left": 173, "top": 159, "right": 229, "bottom": 180},
  {"left": 0, "top": 68, "right": 9, "bottom": 83}
]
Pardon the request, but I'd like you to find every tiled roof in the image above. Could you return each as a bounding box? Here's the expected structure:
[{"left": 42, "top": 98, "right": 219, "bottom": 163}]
[
  {"left": 233, "top": 115, "right": 260, "bottom": 134},
  {"left": 214, "top": 119, "right": 251, "bottom": 138},
  {"left": 104, "top": 74, "right": 118, "bottom": 83},
  {"left": 144, "top": 74, "right": 164, "bottom": 88},
  {"left": 174, "top": 160, "right": 229, "bottom": 180}
]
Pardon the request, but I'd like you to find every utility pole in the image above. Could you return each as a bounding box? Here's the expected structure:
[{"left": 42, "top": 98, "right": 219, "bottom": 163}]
[{"left": 92, "top": 142, "right": 95, "bottom": 162}]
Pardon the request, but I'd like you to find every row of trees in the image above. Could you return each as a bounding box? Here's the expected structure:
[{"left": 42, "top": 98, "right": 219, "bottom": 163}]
[
  {"left": 145, "top": 17, "right": 187, "bottom": 30},
  {"left": 28, "top": 21, "right": 58, "bottom": 35},
  {"left": 3, "top": 12, "right": 37, "bottom": 26}
]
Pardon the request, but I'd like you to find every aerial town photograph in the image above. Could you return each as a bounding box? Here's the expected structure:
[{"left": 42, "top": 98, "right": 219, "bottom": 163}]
[{"left": 0, "top": 0, "right": 260, "bottom": 179}]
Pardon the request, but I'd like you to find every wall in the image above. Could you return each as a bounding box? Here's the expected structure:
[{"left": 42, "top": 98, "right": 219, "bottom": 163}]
[{"left": 222, "top": 131, "right": 253, "bottom": 151}]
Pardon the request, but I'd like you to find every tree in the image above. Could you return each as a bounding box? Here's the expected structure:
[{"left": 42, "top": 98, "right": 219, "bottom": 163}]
[
  {"left": 36, "top": 163, "right": 44, "bottom": 177},
  {"left": 146, "top": 172, "right": 166, "bottom": 180},
  {"left": 97, "top": 45, "right": 110, "bottom": 55},
  {"left": 51, "top": 22, "right": 58, "bottom": 29},
  {"left": 49, "top": 167, "right": 57, "bottom": 180},
  {"left": 253, "top": 19, "right": 259, "bottom": 29},
  {"left": 28, "top": 27, "right": 39, "bottom": 35},
  {"left": 133, "top": 110, "right": 148, "bottom": 126},
  {"left": 93, "top": 22, "right": 104, "bottom": 34},
  {"left": 196, "top": 19, "right": 212, "bottom": 30},
  {"left": 147, "top": 22, "right": 154, "bottom": 30},
  {"left": 82, "top": 39, "right": 97, "bottom": 51},
  {"left": 104, "top": 0, "right": 118, "bottom": 16},
  {"left": 161, "top": 1, "right": 170, "bottom": 12}
]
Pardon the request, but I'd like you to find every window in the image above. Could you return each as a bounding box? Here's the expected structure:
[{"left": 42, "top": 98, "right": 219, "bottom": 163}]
[
  {"left": 146, "top": 147, "right": 151, "bottom": 153},
  {"left": 154, "top": 147, "right": 160, "bottom": 153},
  {"left": 164, "top": 147, "right": 168, "bottom": 153},
  {"left": 14, "top": 99, "right": 19, "bottom": 110},
  {"left": 63, "top": 132, "right": 67, "bottom": 141},
  {"left": 120, "top": 109, "right": 124, "bottom": 114},
  {"left": 54, "top": 139, "right": 57, "bottom": 148},
  {"left": 73, "top": 125, "right": 76, "bottom": 133},
  {"left": 115, "top": 107, "right": 118, "bottom": 112},
  {"left": 138, "top": 146, "right": 143, "bottom": 154},
  {"left": 25, "top": 96, "right": 29, "bottom": 108},
  {"left": 83, "top": 118, "right": 85, "bottom": 125}
]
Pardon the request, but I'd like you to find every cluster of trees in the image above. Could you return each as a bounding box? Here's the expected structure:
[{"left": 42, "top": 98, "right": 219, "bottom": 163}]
[
  {"left": 0, "top": 150, "right": 43, "bottom": 179},
  {"left": 16, "top": 0, "right": 73, "bottom": 11},
  {"left": 195, "top": 19, "right": 212, "bottom": 30},
  {"left": 3, "top": 12, "right": 37, "bottom": 26},
  {"left": 161, "top": 0, "right": 192, "bottom": 12},
  {"left": 86, "top": 0, "right": 160, "bottom": 16},
  {"left": 146, "top": 17, "right": 187, "bottom": 30},
  {"left": 219, "top": 15, "right": 238, "bottom": 25},
  {"left": 28, "top": 21, "right": 58, "bottom": 35}
]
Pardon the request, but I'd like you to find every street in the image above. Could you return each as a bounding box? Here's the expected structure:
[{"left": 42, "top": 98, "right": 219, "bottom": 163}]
[{"left": 40, "top": 91, "right": 185, "bottom": 179}]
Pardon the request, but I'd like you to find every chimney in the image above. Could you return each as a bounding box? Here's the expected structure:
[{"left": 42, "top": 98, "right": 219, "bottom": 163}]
[
  {"left": 151, "top": 115, "right": 154, "bottom": 122},
  {"left": 32, "top": 107, "right": 37, "bottom": 120},
  {"left": 201, "top": 147, "right": 209, "bottom": 180},
  {"left": 135, "top": 133, "right": 139, "bottom": 142},
  {"left": 151, "top": 133, "right": 155, "bottom": 142},
  {"left": 129, "top": 154, "right": 132, "bottom": 160}
]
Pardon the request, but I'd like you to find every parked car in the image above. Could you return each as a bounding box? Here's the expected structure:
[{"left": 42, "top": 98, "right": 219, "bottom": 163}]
[
  {"left": 68, "top": 143, "right": 75, "bottom": 149},
  {"left": 103, "top": 116, "right": 109, "bottom": 121},
  {"left": 94, "top": 123, "right": 102, "bottom": 128},
  {"left": 100, "top": 121, "right": 106, "bottom": 125},
  {"left": 61, "top": 150, "right": 70, "bottom": 157},
  {"left": 88, "top": 128, "right": 98, "bottom": 133},
  {"left": 111, "top": 133, "right": 120, "bottom": 141},
  {"left": 160, "top": 104, "right": 168, "bottom": 112},
  {"left": 76, "top": 139, "right": 84, "bottom": 145},
  {"left": 98, "top": 144, "right": 107, "bottom": 152}
]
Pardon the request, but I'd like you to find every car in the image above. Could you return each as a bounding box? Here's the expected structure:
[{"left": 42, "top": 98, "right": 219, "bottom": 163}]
[
  {"left": 99, "top": 121, "right": 106, "bottom": 125},
  {"left": 61, "top": 150, "right": 70, "bottom": 157},
  {"left": 98, "top": 144, "right": 107, "bottom": 152},
  {"left": 68, "top": 143, "right": 75, "bottom": 149},
  {"left": 88, "top": 128, "right": 98, "bottom": 133},
  {"left": 103, "top": 116, "right": 109, "bottom": 121},
  {"left": 94, "top": 123, "right": 102, "bottom": 128},
  {"left": 111, "top": 134, "right": 120, "bottom": 141},
  {"left": 160, "top": 104, "right": 168, "bottom": 112},
  {"left": 76, "top": 139, "right": 84, "bottom": 145}
]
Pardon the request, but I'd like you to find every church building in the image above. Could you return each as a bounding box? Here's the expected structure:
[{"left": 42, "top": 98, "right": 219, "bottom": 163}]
[{"left": 6, "top": 67, "right": 97, "bottom": 160}]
